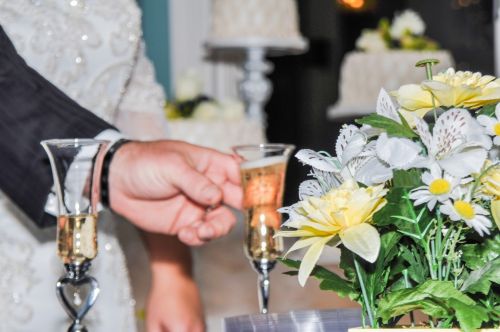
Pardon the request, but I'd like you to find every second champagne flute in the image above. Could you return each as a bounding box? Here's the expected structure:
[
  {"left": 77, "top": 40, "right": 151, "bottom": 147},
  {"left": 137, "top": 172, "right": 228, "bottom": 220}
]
[{"left": 233, "top": 144, "right": 295, "bottom": 314}]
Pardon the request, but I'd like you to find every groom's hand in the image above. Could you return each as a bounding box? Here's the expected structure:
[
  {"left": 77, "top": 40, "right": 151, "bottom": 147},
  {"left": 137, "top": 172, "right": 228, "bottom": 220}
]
[{"left": 108, "top": 140, "right": 242, "bottom": 246}]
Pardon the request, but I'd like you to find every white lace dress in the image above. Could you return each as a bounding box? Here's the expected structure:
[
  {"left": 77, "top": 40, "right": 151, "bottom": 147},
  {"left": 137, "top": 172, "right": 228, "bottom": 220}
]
[{"left": 0, "top": 0, "right": 167, "bottom": 331}]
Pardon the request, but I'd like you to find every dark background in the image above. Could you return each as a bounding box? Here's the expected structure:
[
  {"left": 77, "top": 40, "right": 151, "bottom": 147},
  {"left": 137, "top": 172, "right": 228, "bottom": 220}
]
[{"left": 267, "top": 0, "right": 495, "bottom": 205}]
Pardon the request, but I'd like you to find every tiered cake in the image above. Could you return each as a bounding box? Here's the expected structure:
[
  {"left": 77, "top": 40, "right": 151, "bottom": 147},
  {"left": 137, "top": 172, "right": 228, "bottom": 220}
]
[
  {"left": 208, "top": 0, "right": 306, "bottom": 50},
  {"left": 328, "top": 50, "right": 454, "bottom": 120}
]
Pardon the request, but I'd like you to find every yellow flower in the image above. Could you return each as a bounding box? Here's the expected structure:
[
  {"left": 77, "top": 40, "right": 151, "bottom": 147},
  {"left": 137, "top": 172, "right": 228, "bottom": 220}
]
[
  {"left": 394, "top": 68, "right": 500, "bottom": 115},
  {"left": 491, "top": 199, "right": 500, "bottom": 231},
  {"left": 277, "top": 180, "right": 387, "bottom": 286},
  {"left": 481, "top": 162, "right": 500, "bottom": 197}
]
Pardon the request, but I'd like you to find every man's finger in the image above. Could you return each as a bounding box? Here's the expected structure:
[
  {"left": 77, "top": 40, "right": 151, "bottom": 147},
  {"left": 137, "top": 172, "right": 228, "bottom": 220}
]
[
  {"left": 167, "top": 153, "right": 223, "bottom": 206},
  {"left": 221, "top": 182, "right": 243, "bottom": 209},
  {"left": 178, "top": 221, "right": 207, "bottom": 246},
  {"left": 197, "top": 206, "right": 236, "bottom": 241}
]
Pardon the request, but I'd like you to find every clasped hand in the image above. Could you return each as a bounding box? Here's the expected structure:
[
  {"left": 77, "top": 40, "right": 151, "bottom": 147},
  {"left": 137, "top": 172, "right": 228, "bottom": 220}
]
[{"left": 108, "top": 140, "right": 242, "bottom": 246}]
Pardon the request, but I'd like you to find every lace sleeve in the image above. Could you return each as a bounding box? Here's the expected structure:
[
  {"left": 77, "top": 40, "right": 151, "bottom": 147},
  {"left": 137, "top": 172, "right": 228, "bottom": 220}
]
[{"left": 115, "top": 41, "right": 168, "bottom": 140}]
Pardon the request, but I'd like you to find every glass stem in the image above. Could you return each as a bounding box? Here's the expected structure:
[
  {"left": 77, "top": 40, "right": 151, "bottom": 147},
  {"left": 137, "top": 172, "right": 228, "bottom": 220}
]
[
  {"left": 258, "top": 270, "right": 270, "bottom": 314},
  {"left": 254, "top": 260, "right": 274, "bottom": 314}
]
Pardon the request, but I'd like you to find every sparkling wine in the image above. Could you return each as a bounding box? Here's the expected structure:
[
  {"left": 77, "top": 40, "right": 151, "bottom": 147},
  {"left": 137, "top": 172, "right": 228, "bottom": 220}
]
[
  {"left": 57, "top": 214, "right": 98, "bottom": 264},
  {"left": 241, "top": 156, "right": 287, "bottom": 262}
]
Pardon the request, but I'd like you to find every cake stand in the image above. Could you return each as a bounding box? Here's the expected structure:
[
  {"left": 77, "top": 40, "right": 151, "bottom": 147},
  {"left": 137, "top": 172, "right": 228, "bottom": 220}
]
[{"left": 206, "top": 37, "right": 308, "bottom": 125}]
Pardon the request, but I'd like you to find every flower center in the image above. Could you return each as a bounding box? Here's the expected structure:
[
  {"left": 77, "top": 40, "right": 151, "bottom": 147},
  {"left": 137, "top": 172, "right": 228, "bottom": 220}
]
[
  {"left": 454, "top": 200, "right": 475, "bottom": 220},
  {"left": 429, "top": 178, "right": 451, "bottom": 195},
  {"left": 494, "top": 123, "right": 500, "bottom": 136}
]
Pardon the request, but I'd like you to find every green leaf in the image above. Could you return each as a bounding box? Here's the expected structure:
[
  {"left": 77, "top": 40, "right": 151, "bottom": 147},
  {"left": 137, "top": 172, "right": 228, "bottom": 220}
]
[
  {"left": 339, "top": 245, "right": 357, "bottom": 282},
  {"left": 365, "top": 232, "right": 402, "bottom": 297},
  {"left": 400, "top": 246, "right": 428, "bottom": 284},
  {"left": 355, "top": 114, "right": 417, "bottom": 138},
  {"left": 477, "top": 103, "right": 498, "bottom": 117},
  {"left": 279, "top": 258, "right": 356, "bottom": 299},
  {"left": 461, "top": 234, "right": 500, "bottom": 270},
  {"left": 392, "top": 169, "right": 423, "bottom": 188},
  {"left": 448, "top": 298, "right": 490, "bottom": 332},
  {"left": 378, "top": 280, "right": 475, "bottom": 323},
  {"left": 373, "top": 188, "right": 433, "bottom": 239},
  {"left": 461, "top": 258, "right": 500, "bottom": 295}
]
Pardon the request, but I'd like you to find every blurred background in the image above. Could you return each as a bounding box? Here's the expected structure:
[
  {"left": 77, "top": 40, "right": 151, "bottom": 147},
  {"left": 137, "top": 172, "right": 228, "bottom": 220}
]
[{"left": 139, "top": 0, "right": 495, "bottom": 205}]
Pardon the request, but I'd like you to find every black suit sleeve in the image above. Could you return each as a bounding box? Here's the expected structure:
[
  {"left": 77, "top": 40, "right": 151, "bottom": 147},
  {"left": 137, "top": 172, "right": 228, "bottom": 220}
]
[{"left": 0, "top": 25, "right": 116, "bottom": 227}]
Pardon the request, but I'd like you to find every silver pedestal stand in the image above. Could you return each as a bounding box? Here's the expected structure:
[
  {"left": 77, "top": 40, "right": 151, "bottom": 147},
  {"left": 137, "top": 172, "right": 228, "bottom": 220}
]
[
  {"left": 56, "top": 262, "right": 100, "bottom": 332},
  {"left": 206, "top": 38, "right": 308, "bottom": 127}
]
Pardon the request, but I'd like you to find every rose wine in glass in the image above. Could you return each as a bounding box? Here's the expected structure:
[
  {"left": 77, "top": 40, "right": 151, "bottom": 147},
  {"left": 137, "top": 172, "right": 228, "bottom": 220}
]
[{"left": 233, "top": 144, "right": 294, "bottom": 314}]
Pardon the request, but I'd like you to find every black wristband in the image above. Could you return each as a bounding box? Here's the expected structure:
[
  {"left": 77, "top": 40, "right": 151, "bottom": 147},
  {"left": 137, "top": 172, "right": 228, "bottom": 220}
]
[{"left": 101, "top": 138, "right": 131, "bottom": 207}]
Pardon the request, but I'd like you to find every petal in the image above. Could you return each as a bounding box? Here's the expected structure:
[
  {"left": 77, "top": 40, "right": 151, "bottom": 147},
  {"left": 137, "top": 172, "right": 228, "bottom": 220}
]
[
  {"left": 495, "top": 103, "right": 500, "bottom": 119},
  {"left": 421, "top": 171, "right": 434, "bottom": 185},
  {"left": 284, "top": 236, "right": 323, "bottom": 257},
  {"left": 376, "top": 134, "right": 422, "bottom": 170},
  {"left": 340, "top": 223, "right": 380, "bottom": 263},
  {"left": 298, "top": 235, "right": 333, "bottom": 286},
  {"left": 439, "top": 148, "right": 487, "bottom": 178},
  {"left": 491, "top": 199, "right": 500, "bottom": 231}
]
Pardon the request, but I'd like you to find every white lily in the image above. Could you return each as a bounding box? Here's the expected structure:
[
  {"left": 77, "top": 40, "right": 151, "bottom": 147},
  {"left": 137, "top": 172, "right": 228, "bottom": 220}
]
[{"left": 414, "top": 108, "right": 492, "bottom": 178}]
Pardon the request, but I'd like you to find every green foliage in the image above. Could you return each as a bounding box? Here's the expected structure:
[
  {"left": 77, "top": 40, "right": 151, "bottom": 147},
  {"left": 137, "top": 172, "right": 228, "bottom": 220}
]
[
  {"left": 355, "top": 114, "right": 417, "bottom": 139},
  {"left": 477, "top": 103, "right": 498, "bottom": 117},
  {"left": 461, "top": 258, "right": 500, "bottom": 295},
  {"left": 392, "top": 169, "right": 423, "bottom": 188},
  {"left": 378, "top": 280, "right": 490, "bottom": 332},
  {"left": 373, "top": 187, "right": 433, "bottom": 240},
  {"left": 279, "top": 258, "right": 357, "bottom": 300},
  {"left": 462, "top": 234, "right": 500, "bottom": 270}
]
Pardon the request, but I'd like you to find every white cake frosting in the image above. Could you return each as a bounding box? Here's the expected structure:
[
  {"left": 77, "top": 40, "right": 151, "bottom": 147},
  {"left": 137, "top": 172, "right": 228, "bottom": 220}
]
[
  {"left": 328, "top": 50, "right": 454, "bottom": 119},
  {"left": 208, "top": 0, "right": 306, "bottom": 50}
]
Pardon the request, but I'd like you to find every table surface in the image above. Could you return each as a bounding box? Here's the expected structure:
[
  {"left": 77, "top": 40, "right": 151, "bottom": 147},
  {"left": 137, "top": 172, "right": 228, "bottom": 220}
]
[{"left": 224, "top": 308, "right": 362, "bottom": 332}]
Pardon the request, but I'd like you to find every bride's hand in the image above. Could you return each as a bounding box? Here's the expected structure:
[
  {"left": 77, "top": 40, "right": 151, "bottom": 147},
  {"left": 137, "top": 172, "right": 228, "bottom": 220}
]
[
  {"left": 108, "top": 140, "right": 242, "bottom": 246},
  {"left": 146, "top": 270, "right": 205, "bottom": 332},
  {"left": 144, "top": 233, "right": 205, "bottom": 332}
]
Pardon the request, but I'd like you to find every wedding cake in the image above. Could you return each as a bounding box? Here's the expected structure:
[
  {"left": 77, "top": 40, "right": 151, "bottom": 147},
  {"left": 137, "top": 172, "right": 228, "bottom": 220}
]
[
  {"left": 328, "top": 10, "right": 455, "bottom": 119},
  {"left": 328, "top": 50, "right": 454, "bottom": 119},
  {"left": 208, "top": 0, "right": 306, "bottom": 50}
]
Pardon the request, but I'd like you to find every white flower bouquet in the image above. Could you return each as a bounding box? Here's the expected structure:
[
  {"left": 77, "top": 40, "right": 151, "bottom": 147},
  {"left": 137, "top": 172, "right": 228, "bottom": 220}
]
[
  {"left": 356, "top": 10, "right": 438, "bottom": 52},
  {"left": 165, "top": 69, "right": 244, "bottom": 121},
  {"left": 278, "top": 60, "right": 500, "bottom": 331}
]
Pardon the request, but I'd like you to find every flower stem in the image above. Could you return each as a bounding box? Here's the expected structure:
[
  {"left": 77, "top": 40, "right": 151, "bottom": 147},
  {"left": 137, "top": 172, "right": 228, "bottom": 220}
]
[
  {"left": 354, "top": 256, "right": 376, "bottom": 328},
  {"left": 403, "top": 270, "right": 415, "bottom": 327}
]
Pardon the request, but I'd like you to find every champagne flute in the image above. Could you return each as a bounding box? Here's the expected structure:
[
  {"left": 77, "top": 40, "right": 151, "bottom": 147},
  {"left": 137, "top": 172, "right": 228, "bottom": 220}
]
[
  {"left": 233, "top": 144, "right": 295, "bottom": 314},
  {"left": 42, "top": 138, "right": 108, "bottom": 332}
]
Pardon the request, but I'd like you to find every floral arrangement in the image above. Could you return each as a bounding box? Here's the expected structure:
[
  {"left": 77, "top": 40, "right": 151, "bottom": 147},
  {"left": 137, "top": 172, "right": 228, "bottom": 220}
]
[
  {"left": 165, "top": 69, "right": 244, "bottom": 121},
  {"left": 278, "top": 61, "right": 500, "bottom": 331},
  {"left": 356, "top": 10, "right": 439, "bottom": 52}
]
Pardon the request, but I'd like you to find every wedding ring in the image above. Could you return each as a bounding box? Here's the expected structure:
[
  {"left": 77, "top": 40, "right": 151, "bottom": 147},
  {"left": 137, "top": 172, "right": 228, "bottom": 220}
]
[{"left": 205, "top": 203, "right": 221, "bottom": 213}]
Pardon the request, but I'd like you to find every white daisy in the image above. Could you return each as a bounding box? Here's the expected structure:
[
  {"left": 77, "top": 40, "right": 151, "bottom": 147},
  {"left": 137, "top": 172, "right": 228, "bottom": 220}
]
[
  {"left": 477, "top": 103, "right": 500, "bottom": 145},
  {"left": 440, "top": 200, "right": 492, "bottom": 236},
  {"left": 409, "top": 164, "right": 459, "bottom": 210}
]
